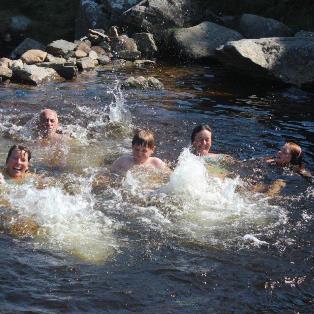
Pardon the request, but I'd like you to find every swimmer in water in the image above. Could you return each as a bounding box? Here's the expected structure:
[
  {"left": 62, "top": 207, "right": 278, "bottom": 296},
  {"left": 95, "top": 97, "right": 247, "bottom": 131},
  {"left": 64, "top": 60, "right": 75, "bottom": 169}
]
[
  {"left": 111, "top": 129, "right": 169, "bottom": 175},
  {"left": 0, "top": 145, "right": 38, "bottom": 237},
  {"left": 191, "top": 124, "right": 231, "bottom": 178},
  {"left": 37, "top": 108, "right": 63, "bottom": 141},
  {"left": 1, "top": 144, "right": 31, "bottom": 182},
  {"left": 253, "top": 142, "right": 311, "bottom": 196}
]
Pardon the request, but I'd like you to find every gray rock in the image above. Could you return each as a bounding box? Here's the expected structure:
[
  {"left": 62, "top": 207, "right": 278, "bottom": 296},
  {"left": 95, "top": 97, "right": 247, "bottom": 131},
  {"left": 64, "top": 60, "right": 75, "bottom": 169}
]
[
  {"left": 38, "top": 62, "right": 78, "bottom": 80},
  {"left": 21, "top": 49, "right": 48, "bottom": 64},
  {"left": 122, "top": 75, "right": 163, "bottom": 89},
  {"left": 111, "top": 35, "right": 138, "bottom": 53},
  {"left": 90, "top": 46, "right": 106, "bottom": 55},
  {"left": 10, "top": 15, "right": 32, "bottom": 32},
  {"left": 133, "top": 32, "right": 157, "bottom": 58},
  {"left": 98, "top": 55, "right": 111, "bottom": 65},
  {"left": 76, "top": 57, "right": 96, "bottom": 70},
  {"left": 10, "top": 38, "right": 45, "bottom": 59},
  {"left": 170, "top": 21, "right": 243, "bottom": 60},
  {"left": 122, "top": 0, "right": 192, "bottom": 37},
  {"left": 11, "top": 59, "right": 24, "bottom": 70},
  {"left": 0, "top": 66, "right": 13, "bottom": 80},
  {"left": 116, "top": 50, "right": 141, "bottom": 61},
  {"left": 216, "top": 37, "right": 314, "bottom": 87},
  {"left": 75, "top": 49, "right": 88, "bottom": 58},
  {"left": 46, "top": 39, "right": 78, "bottom": 57},
  {"left": 75, "top": 41, "right": 92, "bottom": 54},
  {"left": 12, "top": 64, "right": 60, "bottom": 85},
  {"left": 45, "top": 54, "right": 67, "bottom": 64},
  {"left": 102, "top": 59, "right": 133, "bottom": 71},
  {"left": 134, "top": 59, "right": 156, "bottom": 68},
  {"left": 237, "top": 14, "right": 293, "bottom": 38},
  {"left": 88, "top": 50, "right": 98, "bottom": 60},
  {"left": 108, "top": 26, "right": 119, "bottom": 38},
  {"left": 295, "top": 30, "right": 314, "bottom": 39}
]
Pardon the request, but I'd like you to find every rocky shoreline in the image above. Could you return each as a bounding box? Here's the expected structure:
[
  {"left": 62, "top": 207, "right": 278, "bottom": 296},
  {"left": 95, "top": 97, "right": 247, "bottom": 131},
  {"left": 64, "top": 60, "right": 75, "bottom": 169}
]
[{"left": 0, "top": 0, "right": 314, "bottom": 89}]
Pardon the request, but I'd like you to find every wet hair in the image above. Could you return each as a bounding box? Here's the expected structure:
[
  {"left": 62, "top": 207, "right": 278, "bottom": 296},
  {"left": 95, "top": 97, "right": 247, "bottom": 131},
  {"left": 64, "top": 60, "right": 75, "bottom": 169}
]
[
  {"left": 6, "top": 144, "right": 32, "bottom": 164},
  {"left": 132, "top": 129, "right": 155, "bottom": 149},
  {"left": 286, "top": 142, "right": 303, "bottom": 166},
  {"left": 191, "top": 124, "right": 212, "bottom": 143}
]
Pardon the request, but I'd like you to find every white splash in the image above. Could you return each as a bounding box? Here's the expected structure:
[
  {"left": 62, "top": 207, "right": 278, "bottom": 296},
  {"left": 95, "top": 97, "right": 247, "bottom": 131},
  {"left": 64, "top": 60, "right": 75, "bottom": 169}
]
[{"left": 8, "top": 179, "right": 117, "bottom": 263}]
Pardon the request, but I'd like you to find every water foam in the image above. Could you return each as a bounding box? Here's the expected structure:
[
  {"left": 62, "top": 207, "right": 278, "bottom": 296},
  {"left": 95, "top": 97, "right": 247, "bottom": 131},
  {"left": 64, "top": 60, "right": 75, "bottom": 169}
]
[{"left": 7, "top": 178, "right": 117, "bottom": 263}]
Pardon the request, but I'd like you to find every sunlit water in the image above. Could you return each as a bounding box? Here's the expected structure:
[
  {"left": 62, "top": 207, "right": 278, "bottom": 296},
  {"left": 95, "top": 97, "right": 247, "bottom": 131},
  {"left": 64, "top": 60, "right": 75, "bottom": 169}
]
[{"left": 0, "top": 65, "right": 313, "bottom": 312}]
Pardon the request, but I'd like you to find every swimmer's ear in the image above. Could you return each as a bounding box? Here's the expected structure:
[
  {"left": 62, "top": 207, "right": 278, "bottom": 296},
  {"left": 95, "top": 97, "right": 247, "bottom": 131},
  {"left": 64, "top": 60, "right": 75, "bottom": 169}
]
[{"left": 25, "top": 169, "right": 29, "bottom": 173}]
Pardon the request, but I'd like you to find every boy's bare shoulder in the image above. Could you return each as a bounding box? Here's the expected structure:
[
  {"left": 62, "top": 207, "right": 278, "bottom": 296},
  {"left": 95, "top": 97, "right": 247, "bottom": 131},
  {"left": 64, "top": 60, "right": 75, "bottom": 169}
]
[
  {"left": 149, "top": 157, "right": 167, "bottom": 168},
  {"left": 111, "top": 155, "right": 134, "bottom": 173}
]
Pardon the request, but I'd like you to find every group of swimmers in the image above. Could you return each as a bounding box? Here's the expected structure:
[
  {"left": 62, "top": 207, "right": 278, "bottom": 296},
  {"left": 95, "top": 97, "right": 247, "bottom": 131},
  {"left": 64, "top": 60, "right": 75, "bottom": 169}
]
[{"left": 0, "top": 108, "right": 310, "bottom": 189}]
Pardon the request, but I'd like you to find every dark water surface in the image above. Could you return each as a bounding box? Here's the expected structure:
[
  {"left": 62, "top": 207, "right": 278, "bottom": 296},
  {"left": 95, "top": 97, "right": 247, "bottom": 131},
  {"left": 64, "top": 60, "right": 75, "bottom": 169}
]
[{"left": 0, "top": 64, "right": 313, "bottom": 313}]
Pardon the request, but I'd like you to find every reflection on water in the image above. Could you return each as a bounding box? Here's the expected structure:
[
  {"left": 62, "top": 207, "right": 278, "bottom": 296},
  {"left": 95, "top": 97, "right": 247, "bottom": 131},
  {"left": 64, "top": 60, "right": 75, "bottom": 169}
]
[{"left": 0, "top": 64, "right": 313, "bottom": 312}]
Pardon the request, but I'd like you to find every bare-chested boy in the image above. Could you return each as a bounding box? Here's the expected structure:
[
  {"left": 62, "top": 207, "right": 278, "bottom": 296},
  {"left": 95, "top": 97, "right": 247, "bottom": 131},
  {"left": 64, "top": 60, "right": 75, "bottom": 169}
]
[{"left": 111, "top": 129, "right": 168, "bottom": 175}]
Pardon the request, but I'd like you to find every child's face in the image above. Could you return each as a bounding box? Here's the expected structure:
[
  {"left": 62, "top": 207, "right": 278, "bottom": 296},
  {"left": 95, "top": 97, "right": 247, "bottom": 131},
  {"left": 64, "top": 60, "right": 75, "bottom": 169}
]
[
  {"left": 275, "top": 144, "right": 292, "bottom": 166},
  {"left": 192, "top": 130, "right": 212, "bottom": 155},
  {"left": 6, "top": 149, "right": 29, "bottom": 178},
  {"left": 132, "top": 144, "right": 154, "bottom": 164}
]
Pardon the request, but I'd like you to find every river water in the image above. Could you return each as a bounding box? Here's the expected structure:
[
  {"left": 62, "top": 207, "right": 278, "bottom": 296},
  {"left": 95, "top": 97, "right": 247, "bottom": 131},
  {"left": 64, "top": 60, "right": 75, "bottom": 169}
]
[{"left": 0, "top": 64, "right": 313, "bottom": 312}]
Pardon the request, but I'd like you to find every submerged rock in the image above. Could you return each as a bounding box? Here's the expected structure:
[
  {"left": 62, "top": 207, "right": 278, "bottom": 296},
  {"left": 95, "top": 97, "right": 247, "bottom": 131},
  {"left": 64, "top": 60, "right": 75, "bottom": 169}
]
[
  {"left": 21, "top": 49, "right": 48, "bottom": 64},
  {"left": 10, "top": 38, "right": 45, "bottom": 59},
  {"left": 133, "top": 59, "right": 156, "bottom": 68},
  {"left": 170, "top": 21, "right": 243, "bottom": 60},
  {"left": 12, "top": 64, "right": 60, "bottom": 85},
  {"left": 122, "top": 76, "right": 163, "bottom": 89},
  {"left": 216, "top": 37, "right": 314, "bottom": 87},
  {"left": 237, "top": 14, "right": 293, "bottom": 38}
]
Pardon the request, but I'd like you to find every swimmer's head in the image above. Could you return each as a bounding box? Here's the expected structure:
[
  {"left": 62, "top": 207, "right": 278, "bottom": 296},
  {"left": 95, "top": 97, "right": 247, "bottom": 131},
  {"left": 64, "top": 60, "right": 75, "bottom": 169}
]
[
  {"left": 131, "top": 129, "right": 156, "bottom": 164},
  {"left": 191, "top": 124, "right": 212, "bottom": 156},
  {"left": 38, "top": 108, "right": 59, "bottom": 138},
  {"left": 5, "top": 144, "right": 31, "bottom": 179},
  {"left": 275, "top": 142, "right": 303, "bottom": 166}
]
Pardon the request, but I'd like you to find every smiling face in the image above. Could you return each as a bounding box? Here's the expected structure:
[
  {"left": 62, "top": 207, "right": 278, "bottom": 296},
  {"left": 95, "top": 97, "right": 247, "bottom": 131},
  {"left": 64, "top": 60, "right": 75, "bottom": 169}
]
[
  {"left": 6, "top": 148, "right": 30, "bottom": 179},
  {"left": 275, "top": 144, "right": 292, "bottom": 166},
  {"left": 132, "top": 144, "right": 155, "bottom": 165},
  {"left": 192, "top": 129, "right": 212, "bottom": 156},
  {"left": 39, "top": 109, "right": 59, "bottom": 138}
]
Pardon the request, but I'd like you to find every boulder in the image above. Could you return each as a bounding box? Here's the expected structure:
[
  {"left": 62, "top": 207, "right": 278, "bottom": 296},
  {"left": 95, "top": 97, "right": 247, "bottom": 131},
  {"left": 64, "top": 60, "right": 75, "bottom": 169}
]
[
  {"left": 133, "top": 32, "right": 157, "bottom": 58},
  {"left": 237, "top": 14, "right": 293, "bottom": 39},
  {"left": 102, "top": 59, "right": 133, "bottom": 70},
  {"left": 88, "top": 50, "right": 98, "bottom": 60},
  {"left": 111, "top": 35, "right": 138, "bottom": 53},
  {"left": 45, "top": 54, "right": 67, "bottom": 64},
  {"left": 116, "top": 50, "right": 141, "bottom": 61},
  {"left": 90, "top": 46, "right": 106, "bottom": 55},
  {"left": 170, "top": 21, "right": 243, "bottom": 60},
  {"left": 216, "top": 37, "right": 314, "bottom": 87},
  {"left": 134, "top": 59, "right": 156, "bottom": 68},
  {"left": 38, "top": 62, "right": 78, "bottom": 80},
  {"left": 75, "top": 49, "right": 88, "bottom": 58},
  {"left": 10, "top": 38, "right": 45, "bottom": 59},
  {"left": 46, "top": 39, "right": 77, "bottom": 57},
  {"left": 12, "top": 64, "right": 60, "bottom": 85},
  {"left": 76, "top": 57, "right": 96, "bottom": 70},
  {"left": 295, "top": 30, "right": 314, "bottom": 39},
  {"left": 11, "top": 59, "right": 24, "bottom": 70},
  {"left": 98, "top": 55, "right": 111, "bottom": 65},
  {"left": 122, "top": 75, "right": 163, "bottom": 89},
  {"left": 75, "top": 41, "right": 92, "bottom": 54},
  {"left": 21, "top": 49, "right": 48, "bottom": 64},
  {"left": 0, "top": 58, "right": 13, "bottom": 68},
  {"left": 122, "top": 0, "right": 192, "bottom": 37},
  {"left": 0, "top": 66, "right": 13, "bottom": 80}
]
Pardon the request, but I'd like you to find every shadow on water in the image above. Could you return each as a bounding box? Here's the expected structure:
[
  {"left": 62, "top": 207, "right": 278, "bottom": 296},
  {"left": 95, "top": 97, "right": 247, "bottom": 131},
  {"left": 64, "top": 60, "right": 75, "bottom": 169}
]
[{"left": 0, "top": 63, "right": 313, "bottom": 312}]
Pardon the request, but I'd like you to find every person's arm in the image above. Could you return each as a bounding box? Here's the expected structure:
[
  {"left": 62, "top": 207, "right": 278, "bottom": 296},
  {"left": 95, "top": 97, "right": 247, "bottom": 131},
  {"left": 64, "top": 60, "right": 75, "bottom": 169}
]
[{"left": 0, "top": 173, "right": 5, "bottom": 184}]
